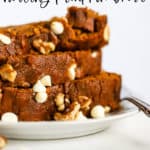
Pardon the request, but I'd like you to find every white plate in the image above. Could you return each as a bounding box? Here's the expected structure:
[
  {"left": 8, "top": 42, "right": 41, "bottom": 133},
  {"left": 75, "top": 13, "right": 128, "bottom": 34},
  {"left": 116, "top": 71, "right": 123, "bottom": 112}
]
[{"left": 0, "top": 86, "right": 139, "bottom": 140}]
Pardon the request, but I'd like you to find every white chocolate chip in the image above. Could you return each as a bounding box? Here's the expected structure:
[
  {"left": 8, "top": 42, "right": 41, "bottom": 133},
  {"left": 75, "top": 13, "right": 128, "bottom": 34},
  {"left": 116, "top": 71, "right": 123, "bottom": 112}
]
[
  {"left": 91, "top": 105, "right": 105, "bottom": 119},
  {"left": 50, "top": 21, "right": 64, "bottom": 35},
  {"left": 58, "top": 104, "right": 65, "bottom": 111},
  {"left": 40, "top": 75, "right": 52, "bottom": 87},
  {"left": 91, "top": 51, "right": 98, "bottom": 58},
  {"left": 0, "top": 33, "right": 11, "bottom": 45},
  {"left": 55, "top": 93, "right": 65, "bottom": 106},
  {"left": 35, "top": 92, "right": 48, "bottom": 103},
  {"left": 1, "top": 112, "right": 18, "bottom": 122},
  {"left": 33, "top": 80, "right": 46, "bottom": 93},
  {"left": 68, "top": 64, "right": 77, "bottom": 80},
  {"left": 104, "top": 25, "right": 110, "bottom": 42},
  {"left": 75, "top": 111, "right": 87, "bottom": 121},
  {"left": 104, "top": 106, "right": 111, "bottom": 113}
]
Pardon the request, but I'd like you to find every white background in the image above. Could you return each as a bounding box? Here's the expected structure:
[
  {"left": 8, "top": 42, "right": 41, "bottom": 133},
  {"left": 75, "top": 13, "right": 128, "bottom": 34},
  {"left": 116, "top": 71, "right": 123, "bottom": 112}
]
[{"left": 0, "top": 0, "right": 150, "bottom": 102}]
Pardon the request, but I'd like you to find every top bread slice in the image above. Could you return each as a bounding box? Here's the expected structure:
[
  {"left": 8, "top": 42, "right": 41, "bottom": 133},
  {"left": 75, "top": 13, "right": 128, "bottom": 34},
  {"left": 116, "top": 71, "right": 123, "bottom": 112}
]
[{"left": 0, "top": 6, "right": 108, "bottom": 62}]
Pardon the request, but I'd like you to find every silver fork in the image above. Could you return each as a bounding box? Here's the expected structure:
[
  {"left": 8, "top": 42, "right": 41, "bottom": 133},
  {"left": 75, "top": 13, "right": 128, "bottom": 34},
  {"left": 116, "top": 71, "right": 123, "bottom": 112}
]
[{"left": 122, "top": 96, "right": 150, "bottom": 117}]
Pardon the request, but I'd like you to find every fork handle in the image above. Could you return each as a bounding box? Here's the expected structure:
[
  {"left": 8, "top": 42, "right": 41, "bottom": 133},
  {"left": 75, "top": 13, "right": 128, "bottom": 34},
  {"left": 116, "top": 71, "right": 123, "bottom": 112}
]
[{"left": 122, "top": 97, "right": 150, "bottom": 117}]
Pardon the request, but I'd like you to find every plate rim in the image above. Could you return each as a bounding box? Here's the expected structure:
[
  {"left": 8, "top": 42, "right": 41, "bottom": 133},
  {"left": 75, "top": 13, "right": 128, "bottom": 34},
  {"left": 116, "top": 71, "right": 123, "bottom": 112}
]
[
  {"left": 0, "top": 106, "right": 139, "bottom": 126},
  {"left": 0, "top": 85, "right": 139, "bottom": 126}
]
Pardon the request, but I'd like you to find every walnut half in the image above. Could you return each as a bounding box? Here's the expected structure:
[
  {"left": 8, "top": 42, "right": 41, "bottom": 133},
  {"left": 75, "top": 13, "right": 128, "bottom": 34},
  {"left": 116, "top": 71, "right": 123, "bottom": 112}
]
[
  {"left": 78, "top": 96, "right": 92, "bottom": 111},
  {"left": 0, "top": 64, "right": 17, "bottom": 82},
  {"left": 54, "top": 101, "right": 80, "bottom": 121},
  {"left": 33, "top": 39, "right": 55, "bottom": 54}
]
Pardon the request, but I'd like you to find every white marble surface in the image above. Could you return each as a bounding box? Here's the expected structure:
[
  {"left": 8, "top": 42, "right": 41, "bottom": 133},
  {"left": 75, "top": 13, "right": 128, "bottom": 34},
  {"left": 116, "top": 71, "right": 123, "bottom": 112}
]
[{"left": 3, "top": 112, "right": 150, "bottom": 150}]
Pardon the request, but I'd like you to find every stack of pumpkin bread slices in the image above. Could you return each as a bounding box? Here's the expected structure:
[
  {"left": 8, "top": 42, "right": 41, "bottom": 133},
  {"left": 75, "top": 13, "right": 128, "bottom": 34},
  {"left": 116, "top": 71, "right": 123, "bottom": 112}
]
[{"left": 0, "top": 7, "right": 121, "bottom": 121}]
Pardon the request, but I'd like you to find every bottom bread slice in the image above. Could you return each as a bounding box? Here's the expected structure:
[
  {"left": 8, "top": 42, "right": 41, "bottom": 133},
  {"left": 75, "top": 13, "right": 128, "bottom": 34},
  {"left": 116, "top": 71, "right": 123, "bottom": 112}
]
[{"left": 0, "top": 72, "right": 121, "bottom": 121}]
